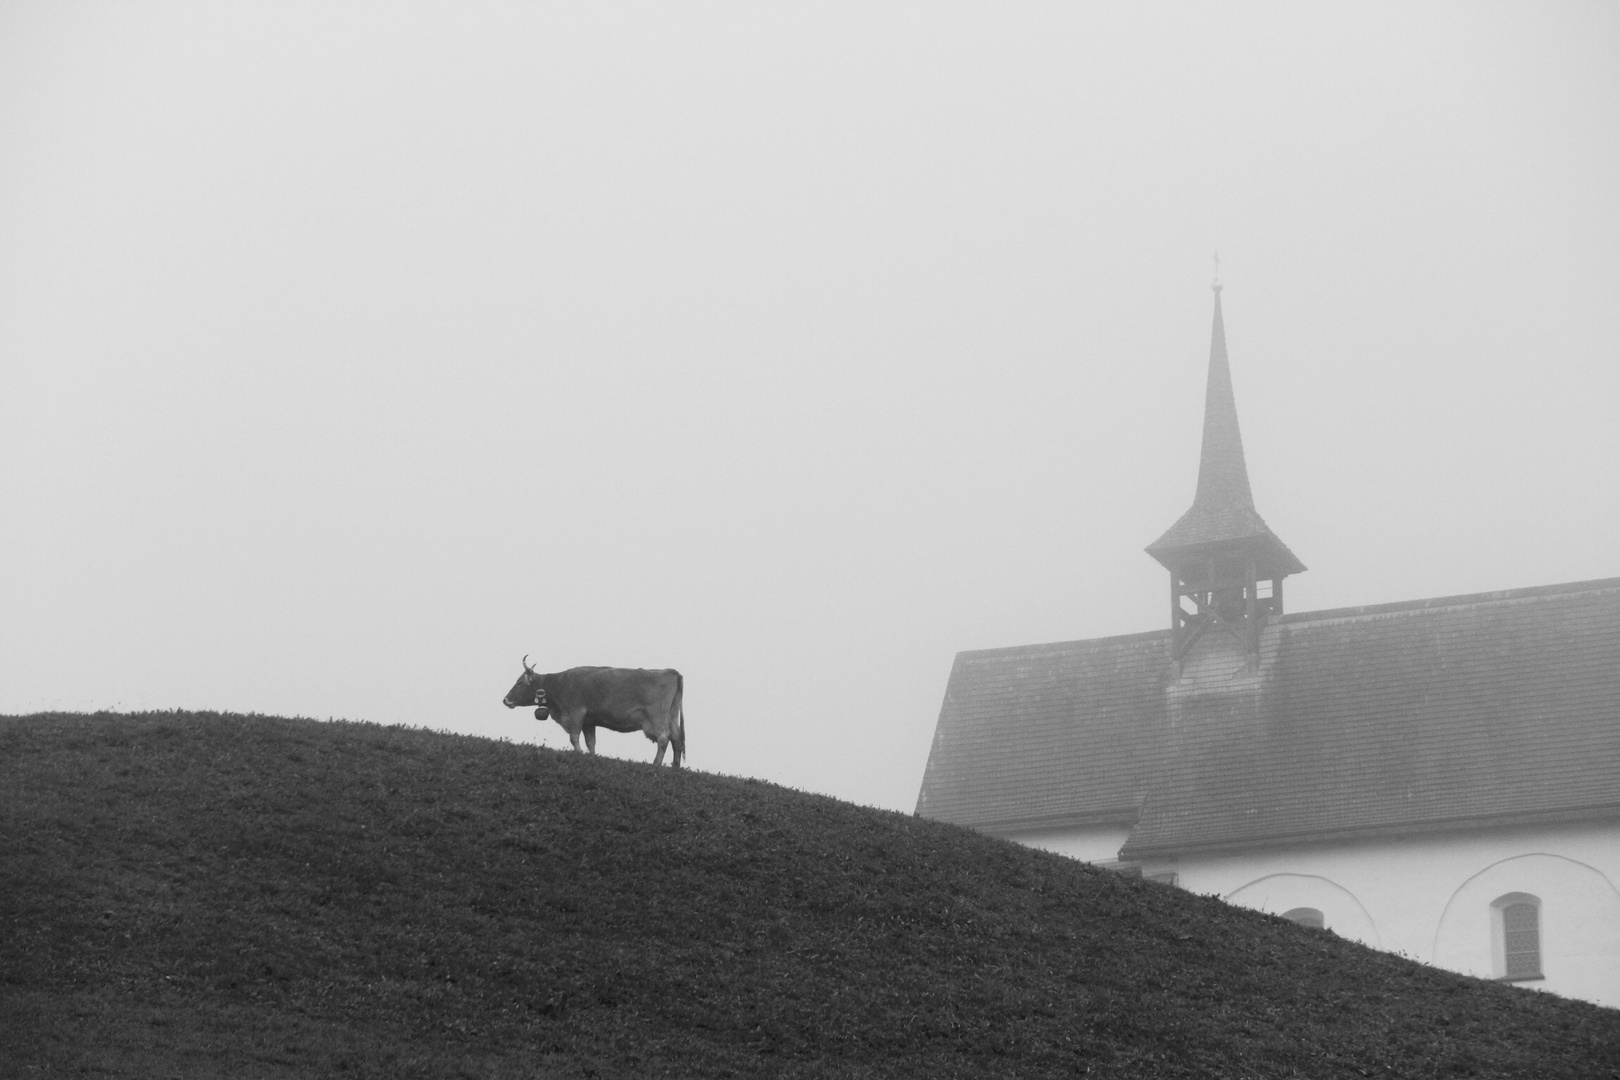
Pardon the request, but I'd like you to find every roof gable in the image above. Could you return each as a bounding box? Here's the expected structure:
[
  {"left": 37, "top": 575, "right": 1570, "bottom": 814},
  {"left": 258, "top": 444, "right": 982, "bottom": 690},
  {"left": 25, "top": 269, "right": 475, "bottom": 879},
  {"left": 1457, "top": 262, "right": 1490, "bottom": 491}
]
[{"left": 915, "top": 631, "right": 1167, "bottom": 831}]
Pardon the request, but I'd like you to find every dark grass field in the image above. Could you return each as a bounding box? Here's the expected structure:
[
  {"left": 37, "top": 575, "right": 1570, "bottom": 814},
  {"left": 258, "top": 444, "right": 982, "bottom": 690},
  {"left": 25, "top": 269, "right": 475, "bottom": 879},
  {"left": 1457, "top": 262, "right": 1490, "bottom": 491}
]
[{"left": 3, "top": 712, "right": 1617, "bottom": 1078}]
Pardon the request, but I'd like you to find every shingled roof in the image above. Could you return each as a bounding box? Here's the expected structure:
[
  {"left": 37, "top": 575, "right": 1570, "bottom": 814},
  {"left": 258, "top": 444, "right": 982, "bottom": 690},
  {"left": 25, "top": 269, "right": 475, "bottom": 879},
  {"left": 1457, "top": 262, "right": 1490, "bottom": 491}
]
[
  {"left": 915, "top": 578, "right": 1620, "bottom": 857},
  {"left": 915, "top": 631, "right": 1167, "bottom": 833}
]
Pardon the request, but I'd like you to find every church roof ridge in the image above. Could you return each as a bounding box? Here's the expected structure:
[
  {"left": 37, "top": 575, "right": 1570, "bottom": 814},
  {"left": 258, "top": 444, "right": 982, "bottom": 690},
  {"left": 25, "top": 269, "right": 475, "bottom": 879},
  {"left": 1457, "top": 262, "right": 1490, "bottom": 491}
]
[
  {"left": 1274, "top": 575, "right": 1620, "bottom": 627},
  {"left": 950, "top": 627, "right": 1170, "bottom": 661},
  {"left": 947, "top": 577, "right": 1620, "bottom": 665}
]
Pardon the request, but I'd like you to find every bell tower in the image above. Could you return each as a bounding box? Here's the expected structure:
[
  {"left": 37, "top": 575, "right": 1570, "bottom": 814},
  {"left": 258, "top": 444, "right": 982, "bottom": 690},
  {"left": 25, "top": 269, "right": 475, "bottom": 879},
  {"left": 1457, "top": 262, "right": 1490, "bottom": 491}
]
[{"left": 1145, "top": 281, "right": 1304, "bottom": 664}]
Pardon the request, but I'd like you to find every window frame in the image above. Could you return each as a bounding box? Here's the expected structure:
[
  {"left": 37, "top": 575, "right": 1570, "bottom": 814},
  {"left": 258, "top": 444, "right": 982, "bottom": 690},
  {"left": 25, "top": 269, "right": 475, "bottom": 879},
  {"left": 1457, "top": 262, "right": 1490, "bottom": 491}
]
[{"left": 1491, "top": 892, "right": 1544, "bottom": 983}]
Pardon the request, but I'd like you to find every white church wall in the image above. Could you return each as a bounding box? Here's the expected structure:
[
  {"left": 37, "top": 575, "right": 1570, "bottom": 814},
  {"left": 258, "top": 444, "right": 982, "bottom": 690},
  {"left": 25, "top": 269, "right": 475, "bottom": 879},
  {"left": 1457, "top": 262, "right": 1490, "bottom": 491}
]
[
  {"left": 1223, "top": 873, "right": 1381, "bottom": 949},
  {"left": 1152, "top": 820, "right": 1620, "bottom": 1008},
  {"left": 1008, "top": 823, "right": 1134, "bottom": 865},
  {"left": 1431, "top": 852, "right": 1620, "bottom": 1008}
]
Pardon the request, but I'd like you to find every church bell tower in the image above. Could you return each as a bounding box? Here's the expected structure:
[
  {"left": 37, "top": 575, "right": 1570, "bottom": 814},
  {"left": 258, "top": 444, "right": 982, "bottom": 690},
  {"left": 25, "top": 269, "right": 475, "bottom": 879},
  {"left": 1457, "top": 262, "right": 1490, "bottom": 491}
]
[{"left": 1145, "top": 281, "right": 1304, "bottom": 664}]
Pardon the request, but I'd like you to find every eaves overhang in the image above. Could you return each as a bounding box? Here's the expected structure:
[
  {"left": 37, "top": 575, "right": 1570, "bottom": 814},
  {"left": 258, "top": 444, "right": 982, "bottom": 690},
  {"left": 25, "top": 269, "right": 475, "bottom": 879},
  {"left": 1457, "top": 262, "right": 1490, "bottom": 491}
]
[
  {"left": 963, "top": 804, "right": 1144, "bottom": 838},
  {"left": 1119, "top": 802, "right": 1620, "bottom": 862},
  {"left": 1144, "top": 528, "right": 1307, "bottom": 580}
]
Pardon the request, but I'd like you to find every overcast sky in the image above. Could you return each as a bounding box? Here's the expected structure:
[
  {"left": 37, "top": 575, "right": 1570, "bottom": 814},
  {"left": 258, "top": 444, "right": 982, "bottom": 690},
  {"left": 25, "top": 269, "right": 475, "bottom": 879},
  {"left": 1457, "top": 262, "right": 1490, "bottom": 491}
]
[{"left": 2, "top": 3, "right": 1616, "bottom": 813}]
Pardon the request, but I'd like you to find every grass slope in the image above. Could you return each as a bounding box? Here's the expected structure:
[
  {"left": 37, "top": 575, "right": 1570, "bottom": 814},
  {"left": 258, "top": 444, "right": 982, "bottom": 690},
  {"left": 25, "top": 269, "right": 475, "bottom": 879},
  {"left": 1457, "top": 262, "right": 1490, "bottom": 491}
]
[{"left": 3, "top": 712, "right": 1618, "bottom": 1079}]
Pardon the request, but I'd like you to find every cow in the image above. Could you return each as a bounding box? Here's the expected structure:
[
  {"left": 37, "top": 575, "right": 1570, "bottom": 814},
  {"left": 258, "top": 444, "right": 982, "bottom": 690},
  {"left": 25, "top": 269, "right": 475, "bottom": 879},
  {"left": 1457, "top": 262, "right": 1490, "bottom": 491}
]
[{"left": 503, "top": 657, "right": 685, "bottom": 767}]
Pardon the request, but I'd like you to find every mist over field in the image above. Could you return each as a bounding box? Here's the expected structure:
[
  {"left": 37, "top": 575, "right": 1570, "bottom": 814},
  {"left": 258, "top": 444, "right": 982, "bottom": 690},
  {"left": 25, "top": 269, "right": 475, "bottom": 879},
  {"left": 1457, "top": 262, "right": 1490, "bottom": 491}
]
[{"left": 1, "top": 3, "right": 1616, "bottom": 811}]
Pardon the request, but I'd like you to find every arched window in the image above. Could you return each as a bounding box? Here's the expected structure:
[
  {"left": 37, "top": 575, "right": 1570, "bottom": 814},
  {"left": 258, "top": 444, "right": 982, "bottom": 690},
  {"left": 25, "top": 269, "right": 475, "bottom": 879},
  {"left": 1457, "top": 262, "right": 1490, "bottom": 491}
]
[
  {"left": 1281, "top": 907, "right": 1324, "bottom": 930},
  {"left": 1492, "top": 893, "right": 1542, "bottom": 981}
]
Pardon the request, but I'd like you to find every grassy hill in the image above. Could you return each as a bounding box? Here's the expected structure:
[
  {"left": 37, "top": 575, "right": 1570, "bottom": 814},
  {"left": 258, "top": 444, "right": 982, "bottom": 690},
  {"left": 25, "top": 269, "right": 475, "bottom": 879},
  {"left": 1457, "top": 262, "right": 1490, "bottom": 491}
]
[{"left": 3, "top": 712, "right": 1617, "bottom": 1078}]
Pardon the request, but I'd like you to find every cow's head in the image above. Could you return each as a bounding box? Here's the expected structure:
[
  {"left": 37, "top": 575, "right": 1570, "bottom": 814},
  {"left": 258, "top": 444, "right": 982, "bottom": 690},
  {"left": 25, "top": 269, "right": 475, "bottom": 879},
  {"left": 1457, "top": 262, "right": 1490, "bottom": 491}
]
[{"left": 502, "top": 654, "right": 548, "bottom": 711}]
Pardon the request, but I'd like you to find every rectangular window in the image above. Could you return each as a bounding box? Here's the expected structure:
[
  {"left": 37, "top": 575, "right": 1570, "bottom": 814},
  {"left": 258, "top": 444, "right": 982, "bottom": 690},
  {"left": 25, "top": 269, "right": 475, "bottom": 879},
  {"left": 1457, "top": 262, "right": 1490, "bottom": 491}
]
[{"left": 1501, "top": 902, "right": 1542, "bottom": 980}]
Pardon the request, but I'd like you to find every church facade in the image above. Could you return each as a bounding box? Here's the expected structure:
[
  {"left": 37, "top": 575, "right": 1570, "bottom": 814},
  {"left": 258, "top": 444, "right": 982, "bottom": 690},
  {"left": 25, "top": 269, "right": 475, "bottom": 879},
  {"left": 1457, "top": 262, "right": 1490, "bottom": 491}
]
[{"left": 915, "top": 286, "right": 1620, "bottom": 1008}]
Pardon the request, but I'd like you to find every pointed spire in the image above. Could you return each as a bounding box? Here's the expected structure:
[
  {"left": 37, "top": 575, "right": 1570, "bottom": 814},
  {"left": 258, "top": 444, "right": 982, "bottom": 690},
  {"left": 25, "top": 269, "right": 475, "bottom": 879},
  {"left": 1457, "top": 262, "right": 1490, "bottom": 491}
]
[
  {"left": 1190, "top": 283, "right": 1256, "bottom": 516},
  {"left": 1146, "top": 286, "right": 1303, "bottom": 579}
]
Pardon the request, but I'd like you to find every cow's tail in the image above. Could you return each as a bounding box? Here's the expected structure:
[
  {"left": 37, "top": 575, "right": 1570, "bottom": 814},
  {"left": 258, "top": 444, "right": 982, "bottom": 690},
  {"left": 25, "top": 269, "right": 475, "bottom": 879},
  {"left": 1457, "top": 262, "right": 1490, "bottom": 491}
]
[{"left": 672, "top": 671, "right": 686, "bottom": 767}]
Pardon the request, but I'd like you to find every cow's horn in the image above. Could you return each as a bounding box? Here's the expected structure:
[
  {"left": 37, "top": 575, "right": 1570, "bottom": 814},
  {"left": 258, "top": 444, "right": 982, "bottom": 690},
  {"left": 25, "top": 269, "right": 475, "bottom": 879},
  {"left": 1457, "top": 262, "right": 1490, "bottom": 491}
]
[{"left": 522, "top": 654, "right": 535, "bottom": 673}]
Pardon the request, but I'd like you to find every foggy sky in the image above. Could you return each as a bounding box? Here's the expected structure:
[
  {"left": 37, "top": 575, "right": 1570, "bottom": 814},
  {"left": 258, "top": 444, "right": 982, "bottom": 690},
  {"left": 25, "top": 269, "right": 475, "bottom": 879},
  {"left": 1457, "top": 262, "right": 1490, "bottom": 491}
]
[{"left": 2, "top": 3, "right": 1617, "bottom": 812}]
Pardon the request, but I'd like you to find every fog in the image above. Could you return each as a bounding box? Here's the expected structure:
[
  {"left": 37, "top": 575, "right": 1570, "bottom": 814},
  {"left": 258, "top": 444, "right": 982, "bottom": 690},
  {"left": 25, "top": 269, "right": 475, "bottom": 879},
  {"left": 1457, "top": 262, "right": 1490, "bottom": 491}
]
[{"left": 2, "top": 3, "right": 1616, "bottom": 811}]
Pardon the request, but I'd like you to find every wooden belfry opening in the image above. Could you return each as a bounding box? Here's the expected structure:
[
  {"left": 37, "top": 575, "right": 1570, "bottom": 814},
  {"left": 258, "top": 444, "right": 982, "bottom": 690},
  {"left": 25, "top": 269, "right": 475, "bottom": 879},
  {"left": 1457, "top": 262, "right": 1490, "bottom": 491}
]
[
  {"left": 1145, "top": 282, "right": 1304, "bottom": 665},
  {"left": 1163, "top": 550, "right": 1290, "bottom": 661}
]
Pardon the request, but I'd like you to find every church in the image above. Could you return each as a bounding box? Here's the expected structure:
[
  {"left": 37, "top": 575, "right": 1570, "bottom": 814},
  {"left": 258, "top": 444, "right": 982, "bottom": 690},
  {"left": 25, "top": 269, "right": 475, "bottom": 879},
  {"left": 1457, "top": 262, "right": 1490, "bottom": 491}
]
[{"left": 915, "top": 284, "right": 1620, "bottom": 1008}]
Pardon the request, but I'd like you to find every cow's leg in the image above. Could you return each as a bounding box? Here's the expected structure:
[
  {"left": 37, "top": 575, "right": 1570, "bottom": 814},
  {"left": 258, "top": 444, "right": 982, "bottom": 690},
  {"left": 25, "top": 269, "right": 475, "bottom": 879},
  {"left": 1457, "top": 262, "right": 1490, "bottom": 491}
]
[
  {"left": 541, "top": 708, "right": 579, "bottom": 752},
  {"left": 653, "top": 734, "right": 669, "bottom": 766},
  {"left": 667, "top": 683, "right": 684, "bottom": 769},
  {"left": 668, "top": 712, "right": 683, "bottom": 769},
  {"left": 584, "top": 725, "right": 597, "bottom": 755},
  {"left": 552, "top": 709, "right": 589, "bottom": 753}
]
